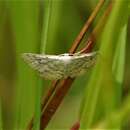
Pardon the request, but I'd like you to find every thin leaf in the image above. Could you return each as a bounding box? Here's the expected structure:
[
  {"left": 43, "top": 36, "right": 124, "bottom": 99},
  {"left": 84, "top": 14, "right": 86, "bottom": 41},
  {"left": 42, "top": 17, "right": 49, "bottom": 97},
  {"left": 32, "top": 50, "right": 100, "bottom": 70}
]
[
  {"left": 94, "top": 95, "right": 130, "bottom": 129},
  {"left": 41, "top": 0, "right": 52, "bottom": 53},
  {"left": 80, "top": 0, "right": 129, "bottom": 129},
  {"left": 8, "top": 1, "right": 40, "bottom": 129},
  {"left": 112, "top": 23, "right": 127, "bottom": 105}
]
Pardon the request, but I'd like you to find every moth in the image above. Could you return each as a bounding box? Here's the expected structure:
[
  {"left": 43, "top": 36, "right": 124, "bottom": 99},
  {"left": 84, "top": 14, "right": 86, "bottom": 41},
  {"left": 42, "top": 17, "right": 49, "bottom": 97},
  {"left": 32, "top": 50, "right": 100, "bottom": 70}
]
[{"left": 22, "top": 52, "right": 97, "bottom": 80}]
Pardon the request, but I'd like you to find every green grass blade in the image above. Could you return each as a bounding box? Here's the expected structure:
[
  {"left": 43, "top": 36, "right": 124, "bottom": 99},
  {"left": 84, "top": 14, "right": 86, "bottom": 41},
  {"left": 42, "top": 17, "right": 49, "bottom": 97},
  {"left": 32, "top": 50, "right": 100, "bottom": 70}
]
[
  {"left": 100, "top": 20, "right": 128, "bottom": 130},
  {"left": 0, "top": 1, "right": 16, "bottom": 129},
  {"left": 42, "top": 0, "right": 64, "bottom": 54},
  {"left": 33, "top": 0, "right": 53, "bottom": 129},
  {"left": 95, "top": 95, "right": 130, "bottom": 129},
  {"left": 80, "top": 0, "right": 130, "bottom": 129},
  {"left": 0, "top": 2, "right": 4, "bottom": 130},
  {"left": 41, "top": 0, "right": 52, "bottom": 53},
  {"left": 8, "top": 1, "right": 40, "bottom": 129},
  {"left": 112, "top": 22, "right": 127, "bottom": 106}
]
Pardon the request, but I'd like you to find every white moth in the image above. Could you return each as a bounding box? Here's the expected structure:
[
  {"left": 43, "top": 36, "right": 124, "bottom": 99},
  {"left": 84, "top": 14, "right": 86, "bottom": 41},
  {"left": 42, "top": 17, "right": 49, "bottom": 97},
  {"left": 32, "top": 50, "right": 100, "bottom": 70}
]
[{"left": 22, "top": 52, "right": 97, "bottom": 80}]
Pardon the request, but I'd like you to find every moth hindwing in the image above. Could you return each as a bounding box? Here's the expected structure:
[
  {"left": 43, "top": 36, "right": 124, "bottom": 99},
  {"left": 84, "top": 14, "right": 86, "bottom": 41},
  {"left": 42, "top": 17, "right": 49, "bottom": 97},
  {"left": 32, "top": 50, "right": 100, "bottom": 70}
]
[{"left": 22, "top": 52, "right": 97, "bottom": 80}]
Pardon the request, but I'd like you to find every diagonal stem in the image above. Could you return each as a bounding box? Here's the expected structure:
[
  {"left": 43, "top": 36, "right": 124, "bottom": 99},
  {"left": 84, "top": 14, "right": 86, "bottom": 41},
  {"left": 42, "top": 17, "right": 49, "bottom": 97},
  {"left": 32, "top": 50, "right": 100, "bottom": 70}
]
[
  {"left": 69, "top": 0, "right": 105, "bottom": 53},
  {"left": 80, "top": 2, "right": 112, "bottom": 54},
  {"left": 70, "top": 2, "right": 113, "bottom": 130},
  {"left": 40, "top": 78, "right": 74, "bottom": 130}
]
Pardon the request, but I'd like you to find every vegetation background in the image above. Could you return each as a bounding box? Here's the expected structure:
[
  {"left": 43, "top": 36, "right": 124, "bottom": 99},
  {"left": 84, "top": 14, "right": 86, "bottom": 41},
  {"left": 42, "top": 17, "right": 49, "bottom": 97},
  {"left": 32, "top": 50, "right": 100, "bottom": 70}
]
[{"left": 0, "top": 0, "right": 130, "bottom": 130}]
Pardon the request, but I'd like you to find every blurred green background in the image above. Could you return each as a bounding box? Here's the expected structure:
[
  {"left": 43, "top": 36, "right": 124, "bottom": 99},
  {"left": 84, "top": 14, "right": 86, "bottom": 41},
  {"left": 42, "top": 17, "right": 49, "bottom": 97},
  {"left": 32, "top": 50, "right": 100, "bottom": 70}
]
[{"left": 0, "top": 0, "right": 130, "bottom": 130}]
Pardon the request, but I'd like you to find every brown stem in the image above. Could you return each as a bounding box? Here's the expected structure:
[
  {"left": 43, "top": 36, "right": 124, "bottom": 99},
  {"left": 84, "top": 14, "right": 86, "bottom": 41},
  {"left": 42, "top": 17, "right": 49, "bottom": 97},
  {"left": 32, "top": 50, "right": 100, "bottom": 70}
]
[
  {"left": 26, "top": 80, "right": 59, "bottom": 130},
  {"left": 41, "top": 80, "right": 59, "bottom": 110},
  {"left": 69, "top": 0, "right": 105, "bottom": 53},
  {"left": 80, "top": 2, "right": 113, "bottom": 53},
  {"left": 69, "top": 2, "right": 113, "bottom": 130},
  {"left": 40, "top": 78, "right": 74, "bottom": 130},
  {"left": 70, "top": 121, "right": 80, "bottom": 130},
  {"left": 26, "top": 0, "right": 105, "bottom": 130}
]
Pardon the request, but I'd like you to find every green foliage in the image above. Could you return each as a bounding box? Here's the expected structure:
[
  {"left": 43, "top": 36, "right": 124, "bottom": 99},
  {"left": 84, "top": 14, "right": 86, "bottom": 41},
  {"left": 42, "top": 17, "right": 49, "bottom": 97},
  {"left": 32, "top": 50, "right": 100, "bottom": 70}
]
[
  {"left": 80, "top": 0, "right": 130, "bottom": 129},
  {"left": 0, "top": 0, "right": 130, "bottom": 130},
  {"left": 94, "top": 95, "right": 130, "bottom": 129},
  {"left": 8, "top": 1, "right": 41, "bottom": 129}
]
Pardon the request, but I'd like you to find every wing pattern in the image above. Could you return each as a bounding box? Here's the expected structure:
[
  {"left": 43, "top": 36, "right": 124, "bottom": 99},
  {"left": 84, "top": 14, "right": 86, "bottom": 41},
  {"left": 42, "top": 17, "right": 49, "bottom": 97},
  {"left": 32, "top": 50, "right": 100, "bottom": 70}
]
[
  {"left": 66, "top": 52, "right": 97, "bottom": 77},
  {"left": 22, "top": 52, "right": 97, "bottom": 80},
  {"left": 22, "top": 53, "right": 65, "bottom": 80}
]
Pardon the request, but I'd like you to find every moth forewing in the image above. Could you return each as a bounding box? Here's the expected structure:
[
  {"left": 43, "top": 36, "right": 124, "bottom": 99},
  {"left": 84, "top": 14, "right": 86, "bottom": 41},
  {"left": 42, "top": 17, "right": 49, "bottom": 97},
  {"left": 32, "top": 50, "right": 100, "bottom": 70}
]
[
  {"left": 22, "top": 53, "right": 66, "bottom": 80},
  {"left": 22, "top": 52, "right": 98, "bottom": 80},
  {"left": 66, "top": 52, "right": 97, "bottom": 77}
]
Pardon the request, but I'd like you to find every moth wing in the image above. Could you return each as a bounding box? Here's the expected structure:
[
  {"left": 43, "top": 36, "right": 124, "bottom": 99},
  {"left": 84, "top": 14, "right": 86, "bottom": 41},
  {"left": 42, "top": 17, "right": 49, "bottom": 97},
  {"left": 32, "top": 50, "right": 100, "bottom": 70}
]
[
  {"left": 67, "top": 52, "right": 97, "bottom": 77},
  {"left": 22, "top": 53, "right": 65, "bottom": 80}
]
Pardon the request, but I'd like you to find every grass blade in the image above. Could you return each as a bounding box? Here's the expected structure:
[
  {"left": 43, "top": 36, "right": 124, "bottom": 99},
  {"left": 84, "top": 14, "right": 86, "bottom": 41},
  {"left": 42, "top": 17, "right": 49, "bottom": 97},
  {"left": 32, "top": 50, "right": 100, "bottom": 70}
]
[
  {"left": 8, "top": 1, "right": 40, "bottom": 129},
  {"left": 94, "top": 95, "right": 130, "bottom": 129},
  {"left": 80, "top": 0, "right": 130, "bottom": 129}
]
